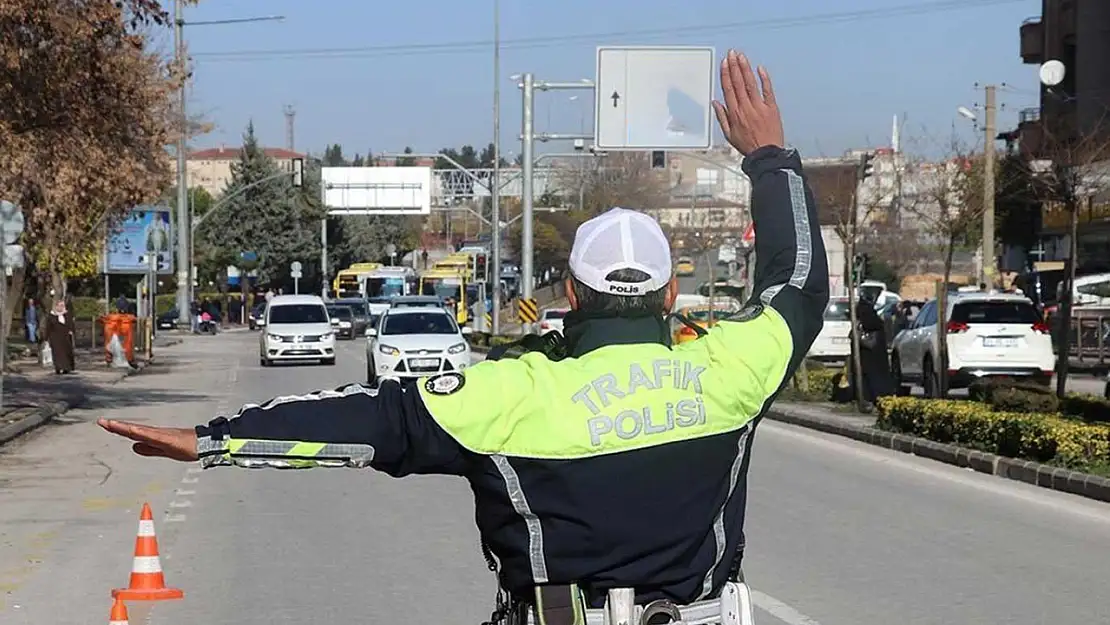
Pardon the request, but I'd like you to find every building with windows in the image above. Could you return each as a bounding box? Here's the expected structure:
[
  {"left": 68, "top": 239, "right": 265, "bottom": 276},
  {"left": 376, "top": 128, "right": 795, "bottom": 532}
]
[{"left": 186, "top": 146, "right": 307, "bottom": 198}]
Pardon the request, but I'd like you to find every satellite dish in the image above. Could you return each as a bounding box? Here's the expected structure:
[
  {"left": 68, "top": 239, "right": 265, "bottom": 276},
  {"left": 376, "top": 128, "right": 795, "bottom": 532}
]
[
  {"left": 957, "top": 106, "right": 976, "bottom": 121},
  {"left": 1039, "top": 60, "right": 1066, "bottom": 87}
]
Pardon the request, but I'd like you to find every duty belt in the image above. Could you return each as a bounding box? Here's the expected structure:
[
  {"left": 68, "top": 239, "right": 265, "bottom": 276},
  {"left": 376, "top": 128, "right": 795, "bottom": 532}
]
[{"left": 518, "top": 582, "right": 756, "bottom": 625}]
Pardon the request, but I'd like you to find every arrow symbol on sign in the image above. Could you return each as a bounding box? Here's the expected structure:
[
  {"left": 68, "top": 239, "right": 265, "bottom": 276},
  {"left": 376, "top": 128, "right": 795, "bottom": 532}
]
[{"left": 611, "top": 91, "right": 621, "bottom": 108}]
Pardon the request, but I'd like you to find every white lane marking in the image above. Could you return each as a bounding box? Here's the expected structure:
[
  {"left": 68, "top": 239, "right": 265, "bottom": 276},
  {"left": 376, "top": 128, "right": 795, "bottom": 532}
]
[
  {"left": 181, "top": 475, "right": 198, "bottom": 484},
  {"left": 760, "top": 420, "right": 1110, "bottom": 527},
  {"left": 164, "top": 514, "right": 187, "bottom": 523},
  {"left": 751, "top": 589, "right": 823, "bottom": 625},
  {"left": 185, "top": 467, "right": 203, "bottom": 474},
  {"left": 168, "top": 500, "right": 192, "bottom": 508},
  {"left": 173, "top": 489, "right": 196, "bottom": 496}
]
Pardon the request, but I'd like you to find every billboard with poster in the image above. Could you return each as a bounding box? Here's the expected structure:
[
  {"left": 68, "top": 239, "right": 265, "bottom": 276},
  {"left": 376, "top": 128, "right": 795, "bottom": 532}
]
[{"left": 103, "top": 206, "right": 174, "bottom": 274}]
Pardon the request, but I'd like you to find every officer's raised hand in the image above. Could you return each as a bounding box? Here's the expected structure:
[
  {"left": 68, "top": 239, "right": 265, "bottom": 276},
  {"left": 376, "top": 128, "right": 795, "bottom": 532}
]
[
  {"left": 712, "top": 50, "right": 785, "bottom": 155},
  {"left": 98, "top": 418, "right": 198, "bottom": 461}
]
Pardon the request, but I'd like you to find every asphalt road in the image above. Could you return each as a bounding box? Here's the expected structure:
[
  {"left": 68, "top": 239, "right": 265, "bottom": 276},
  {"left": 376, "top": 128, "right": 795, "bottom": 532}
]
[{"left": 3, "top": 330, "right": 1110, "bottom": 624}]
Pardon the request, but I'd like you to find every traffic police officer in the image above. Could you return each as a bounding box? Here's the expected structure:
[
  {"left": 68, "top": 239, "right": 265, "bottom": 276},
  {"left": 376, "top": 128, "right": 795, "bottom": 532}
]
[{"left": 100, "top": 51, "right": 829, "bottom": 624}]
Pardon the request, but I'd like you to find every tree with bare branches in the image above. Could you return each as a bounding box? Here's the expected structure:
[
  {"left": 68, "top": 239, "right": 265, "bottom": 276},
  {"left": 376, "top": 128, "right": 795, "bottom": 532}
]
[
  {"left": 0, "top": 0, "right": 180, "bottom": 310},
  {"left": 554, "top": 152, "right": 669, "bottom": 216}
]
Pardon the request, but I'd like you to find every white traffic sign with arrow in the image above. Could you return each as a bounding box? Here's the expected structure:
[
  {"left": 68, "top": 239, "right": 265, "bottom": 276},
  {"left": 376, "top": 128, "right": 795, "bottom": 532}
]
[{"left": 594, "top": 46, "right": 715, "bottom": 151}]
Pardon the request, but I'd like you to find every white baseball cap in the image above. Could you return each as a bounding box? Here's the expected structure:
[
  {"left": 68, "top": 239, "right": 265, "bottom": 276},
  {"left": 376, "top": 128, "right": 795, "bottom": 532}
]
[{"left": 568, "top": 207, "right": 672, "bottom": 296}]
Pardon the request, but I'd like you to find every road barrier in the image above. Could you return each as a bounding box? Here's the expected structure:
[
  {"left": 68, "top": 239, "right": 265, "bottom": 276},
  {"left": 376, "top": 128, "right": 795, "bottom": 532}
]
[
  {"left": 517, "top": 297, "right": 538, "bottom": 324},
  {"left": 111, "top": 502, "right": 183, "bottom": 601}
]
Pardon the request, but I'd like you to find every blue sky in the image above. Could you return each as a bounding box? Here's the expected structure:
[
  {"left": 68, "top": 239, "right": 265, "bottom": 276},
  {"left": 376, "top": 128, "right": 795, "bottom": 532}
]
[{"left": 181, "top": 0, "right": 1044, "bottom": 159}]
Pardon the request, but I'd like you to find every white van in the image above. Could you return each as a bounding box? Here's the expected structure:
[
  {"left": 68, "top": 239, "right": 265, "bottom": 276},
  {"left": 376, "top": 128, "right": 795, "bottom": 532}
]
[{"left": 259, "top": 295, "right": 337, "bottom": 366}]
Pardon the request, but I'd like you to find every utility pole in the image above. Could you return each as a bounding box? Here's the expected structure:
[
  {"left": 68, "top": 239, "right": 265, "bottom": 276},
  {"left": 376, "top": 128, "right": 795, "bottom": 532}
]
[
  {"left": 490, "top": 0, "right": 502, "bottom": 335},
  {"left": 284, "top": 105, "right": 296, "bottom": 151},
  {"left": 173, "top": 0, "right": 190, "bottom": 326},
  {"left": 982, "top": 84, "right": 997, "bottom": 287},
  {"left": 521, "top": 73, "right": 535, "bottom": 311}
]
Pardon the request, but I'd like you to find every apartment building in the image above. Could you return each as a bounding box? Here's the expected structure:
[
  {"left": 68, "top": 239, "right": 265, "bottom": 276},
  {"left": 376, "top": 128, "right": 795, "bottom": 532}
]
[{"left": 187, "top": 146, "right": 306, "bottom": 197}]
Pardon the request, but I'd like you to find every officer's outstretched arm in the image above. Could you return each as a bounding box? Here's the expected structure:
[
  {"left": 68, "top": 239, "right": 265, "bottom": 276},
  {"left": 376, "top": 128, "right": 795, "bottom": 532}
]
[
  {"left": 194, "top": 380, "right": 468, "bottom": 477},
  {"left": 703, "top": 146, "right": 828, "bottom": 399}
]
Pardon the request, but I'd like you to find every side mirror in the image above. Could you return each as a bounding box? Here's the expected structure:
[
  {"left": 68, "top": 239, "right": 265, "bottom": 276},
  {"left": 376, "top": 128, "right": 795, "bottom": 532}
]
[
  {"left": 365, "top": 327, "right": 377, "bottom": 337},
  {"left": 461, "top": 326, "right": 473, "bottom": 335}
]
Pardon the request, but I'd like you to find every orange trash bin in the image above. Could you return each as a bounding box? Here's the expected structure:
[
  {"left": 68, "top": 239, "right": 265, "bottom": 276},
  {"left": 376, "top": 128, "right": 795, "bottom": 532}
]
[{"left": 101, "top": 313, "right": 137, "bottom": 364}]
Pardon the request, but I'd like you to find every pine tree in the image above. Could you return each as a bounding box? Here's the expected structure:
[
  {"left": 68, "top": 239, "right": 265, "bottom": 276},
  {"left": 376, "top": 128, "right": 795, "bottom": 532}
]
[{"left": 196, "top": 122, "right": 323, "bottom": 291}]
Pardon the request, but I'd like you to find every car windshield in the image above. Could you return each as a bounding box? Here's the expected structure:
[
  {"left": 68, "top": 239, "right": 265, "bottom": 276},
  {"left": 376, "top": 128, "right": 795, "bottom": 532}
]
[
  {"left": 543, "top": 310, "right": 568, "bottom": 320},
  {"left": 951, "top": 301, "right": 1039, "bottom": 324},
  {"left": 338, "top": 301, "right": 368, "bottom": 316},
  {"left": 327, "top": 306, "right": 353, "bottom": 319},
  {"left": 269, "top": 304, "right": 328, "bottom": 324},
  {"left": 824, "top": 300, "right": 852, "bottom": 321},
  {"left": 382, "top": 312, "right": 456, "bottom": 335}
]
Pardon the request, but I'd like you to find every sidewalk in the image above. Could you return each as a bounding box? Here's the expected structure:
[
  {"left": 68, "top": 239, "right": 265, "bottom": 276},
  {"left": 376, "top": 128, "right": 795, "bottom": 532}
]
[
  {"left": 0, "top": 336, "right": 181, "bottom": 446},
  {"left": 765, "top": 399, "right": 1110, "bottom": 503}
]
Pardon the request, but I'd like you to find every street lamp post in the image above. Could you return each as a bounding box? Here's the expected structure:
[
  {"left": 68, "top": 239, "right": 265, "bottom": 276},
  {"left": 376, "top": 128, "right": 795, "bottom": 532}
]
[{"left": 172, "top": 4, "right": 283, "bottom": 325}]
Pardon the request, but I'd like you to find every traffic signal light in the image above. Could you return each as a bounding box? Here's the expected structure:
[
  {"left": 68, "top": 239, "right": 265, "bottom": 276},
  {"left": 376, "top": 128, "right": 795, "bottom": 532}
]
[
  {"left": 651, "top": 150, "right": 666, "bottom": 169},
  {"left": 472, "top": 252, "right": 489, "bottom": 283},
  {"left": 851, "top": 253, "right": 868, "bottom": 283},
  {"left": 857, "top": 152, "right": 875, "bottom": 181}
]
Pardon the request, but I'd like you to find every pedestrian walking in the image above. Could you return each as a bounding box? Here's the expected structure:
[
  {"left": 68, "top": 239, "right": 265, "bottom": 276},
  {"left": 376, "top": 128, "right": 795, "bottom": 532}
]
[
  {"left": 44, "top": 300, "right": 76, "bottom": 374},
  {"left": 24, "top": 298, "right": 38, "bottom": 344}
]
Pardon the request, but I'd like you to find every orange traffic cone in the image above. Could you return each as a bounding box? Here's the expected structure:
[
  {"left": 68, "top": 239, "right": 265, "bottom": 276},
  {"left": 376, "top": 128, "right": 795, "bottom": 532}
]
[
  {"left": 108, "top": 597, "right": 130, "bottom": 625},
  {"left": 111, "top": 503, "right": 184, "bottom": 601}
]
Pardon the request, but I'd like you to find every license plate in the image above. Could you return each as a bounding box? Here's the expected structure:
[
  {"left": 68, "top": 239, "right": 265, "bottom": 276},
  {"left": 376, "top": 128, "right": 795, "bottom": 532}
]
[
  {"left": 410, "top": 358, "right": 438, "bottom": 368},
  {"left": 983, "top": 337, "right": 1019, "bottom": 348}
]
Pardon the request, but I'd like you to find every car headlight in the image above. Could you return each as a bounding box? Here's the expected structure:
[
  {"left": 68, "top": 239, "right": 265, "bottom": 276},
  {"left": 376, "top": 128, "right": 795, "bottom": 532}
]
[
  {"left": 321, "top": 331, "right": 335, "bottom": 340},
  {"left": 379, "top": 344, "right": 400, "bottom": 356},
  {"left": 447, "top": 342, "right": 468, "bottom": 354},
  {"left": 267, "top": 333, "right": 283, "bottom": 342}
]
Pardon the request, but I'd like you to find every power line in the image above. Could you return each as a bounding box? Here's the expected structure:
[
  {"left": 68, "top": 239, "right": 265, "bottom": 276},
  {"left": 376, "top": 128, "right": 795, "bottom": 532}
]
[{"left": 193, "top": 0, "right": 1023, "bottom": 62}]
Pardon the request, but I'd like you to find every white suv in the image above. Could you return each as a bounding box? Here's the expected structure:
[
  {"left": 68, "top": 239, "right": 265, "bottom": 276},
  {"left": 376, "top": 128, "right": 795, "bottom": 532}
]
[
  {"left": 807, "top": 297, "right": 852, "bottom": 364},
  {"left": 259, "top": 295, "right": 337, "bottom": 366},
  {"left": 889, "top": 292, "right": 1054, "bottom": 396}
]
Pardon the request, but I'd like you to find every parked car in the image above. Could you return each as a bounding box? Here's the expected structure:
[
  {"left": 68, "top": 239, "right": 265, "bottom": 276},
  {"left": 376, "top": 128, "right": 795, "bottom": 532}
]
[
  {"left": 156, "top": 308, "right": 179, "bottom": 331},
  {"left": 258, "top": 295, "right": 336, "bottom": 366},
  {"left": 889, "top": 292, "right": 1053, "bottom": 396},
  {"left": 365, "top": 307, "right": 471, "bottom": 386},
  {"left": 807, "top": 297, "right": 852, "bottom": 364}
]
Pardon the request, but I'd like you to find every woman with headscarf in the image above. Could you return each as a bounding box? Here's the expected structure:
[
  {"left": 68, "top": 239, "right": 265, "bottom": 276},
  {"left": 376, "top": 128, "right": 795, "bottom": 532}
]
[
  {"left": 849, "top": 289, "right": 894, "bottom": 407},
  {"left": 44, "top": 300, "right": 76, "bottom": 374}
]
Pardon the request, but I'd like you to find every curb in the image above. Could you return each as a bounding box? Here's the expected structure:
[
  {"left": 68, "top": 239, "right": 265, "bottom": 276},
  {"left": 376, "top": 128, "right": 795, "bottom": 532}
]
[
  {"left": 0, "top": 346, "right": 169, "bottom": 447},
  {"left": 766, "top": 406, "right": 1110, "bottom": 504}
]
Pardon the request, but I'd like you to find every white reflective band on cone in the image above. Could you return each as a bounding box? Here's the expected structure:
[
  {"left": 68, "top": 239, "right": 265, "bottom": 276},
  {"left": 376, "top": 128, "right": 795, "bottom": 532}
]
[
  {"left": 131, "top": 556, "right": 163, "bottom": 573},
  {"left": 137, "top": 520, "right": 156, "bottom": 537}
]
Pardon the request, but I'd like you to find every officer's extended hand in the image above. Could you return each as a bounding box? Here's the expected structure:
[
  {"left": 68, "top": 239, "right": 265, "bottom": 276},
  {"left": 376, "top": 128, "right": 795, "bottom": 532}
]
[
  {"left": 712, "top": 50, "right": 784, "bottom": 156},
  {"left": 97, "top": 418, "right": 199, "bottom": 462}
]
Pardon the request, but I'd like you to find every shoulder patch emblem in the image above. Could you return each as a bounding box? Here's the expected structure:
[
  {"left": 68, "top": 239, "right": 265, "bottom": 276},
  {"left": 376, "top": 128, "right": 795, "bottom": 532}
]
[
  {"left": 730, "top": 303, "right": 764, "bottom": 323},
  {"left": 425, "top": 372, "right": 465, "bottom": 396}
]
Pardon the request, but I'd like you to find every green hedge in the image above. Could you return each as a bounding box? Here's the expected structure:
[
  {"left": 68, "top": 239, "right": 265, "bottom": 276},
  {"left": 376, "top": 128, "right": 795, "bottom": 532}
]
[
  {"left": 968, "top": 379, "right": 1110, "bottom": 425},
  {"left": 877, "top": 396, "right": 1110, "bottom": 472},
  {"left": 777, "top": 361, "right": 838, "bottom": 402}
]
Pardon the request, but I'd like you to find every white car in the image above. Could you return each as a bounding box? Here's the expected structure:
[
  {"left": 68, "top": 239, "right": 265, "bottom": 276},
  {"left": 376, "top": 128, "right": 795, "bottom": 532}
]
[
  {"left": 365, "top": 307, "right": 472, "bottom": 385},
  {"left": 259, "top": 295, "right": 337, "bottom": 366},
  {"left": 807, "top": 297, "right": 852, "bottom": 363},
  {"left": 889, "top": 292, "right": 1054, "bottom": 396},
  {"left": 535, "top": 308, "right": 569, "bottom": 335}
]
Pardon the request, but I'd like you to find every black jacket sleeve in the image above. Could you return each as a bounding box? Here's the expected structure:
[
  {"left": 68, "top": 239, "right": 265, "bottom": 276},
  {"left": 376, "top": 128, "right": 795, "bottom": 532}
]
[
  {"left": 194, "top": 380, "right": 468, "bottom": 477},
  {"left": 740, "top": 146, "right": 830, "bottom": 377}
]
